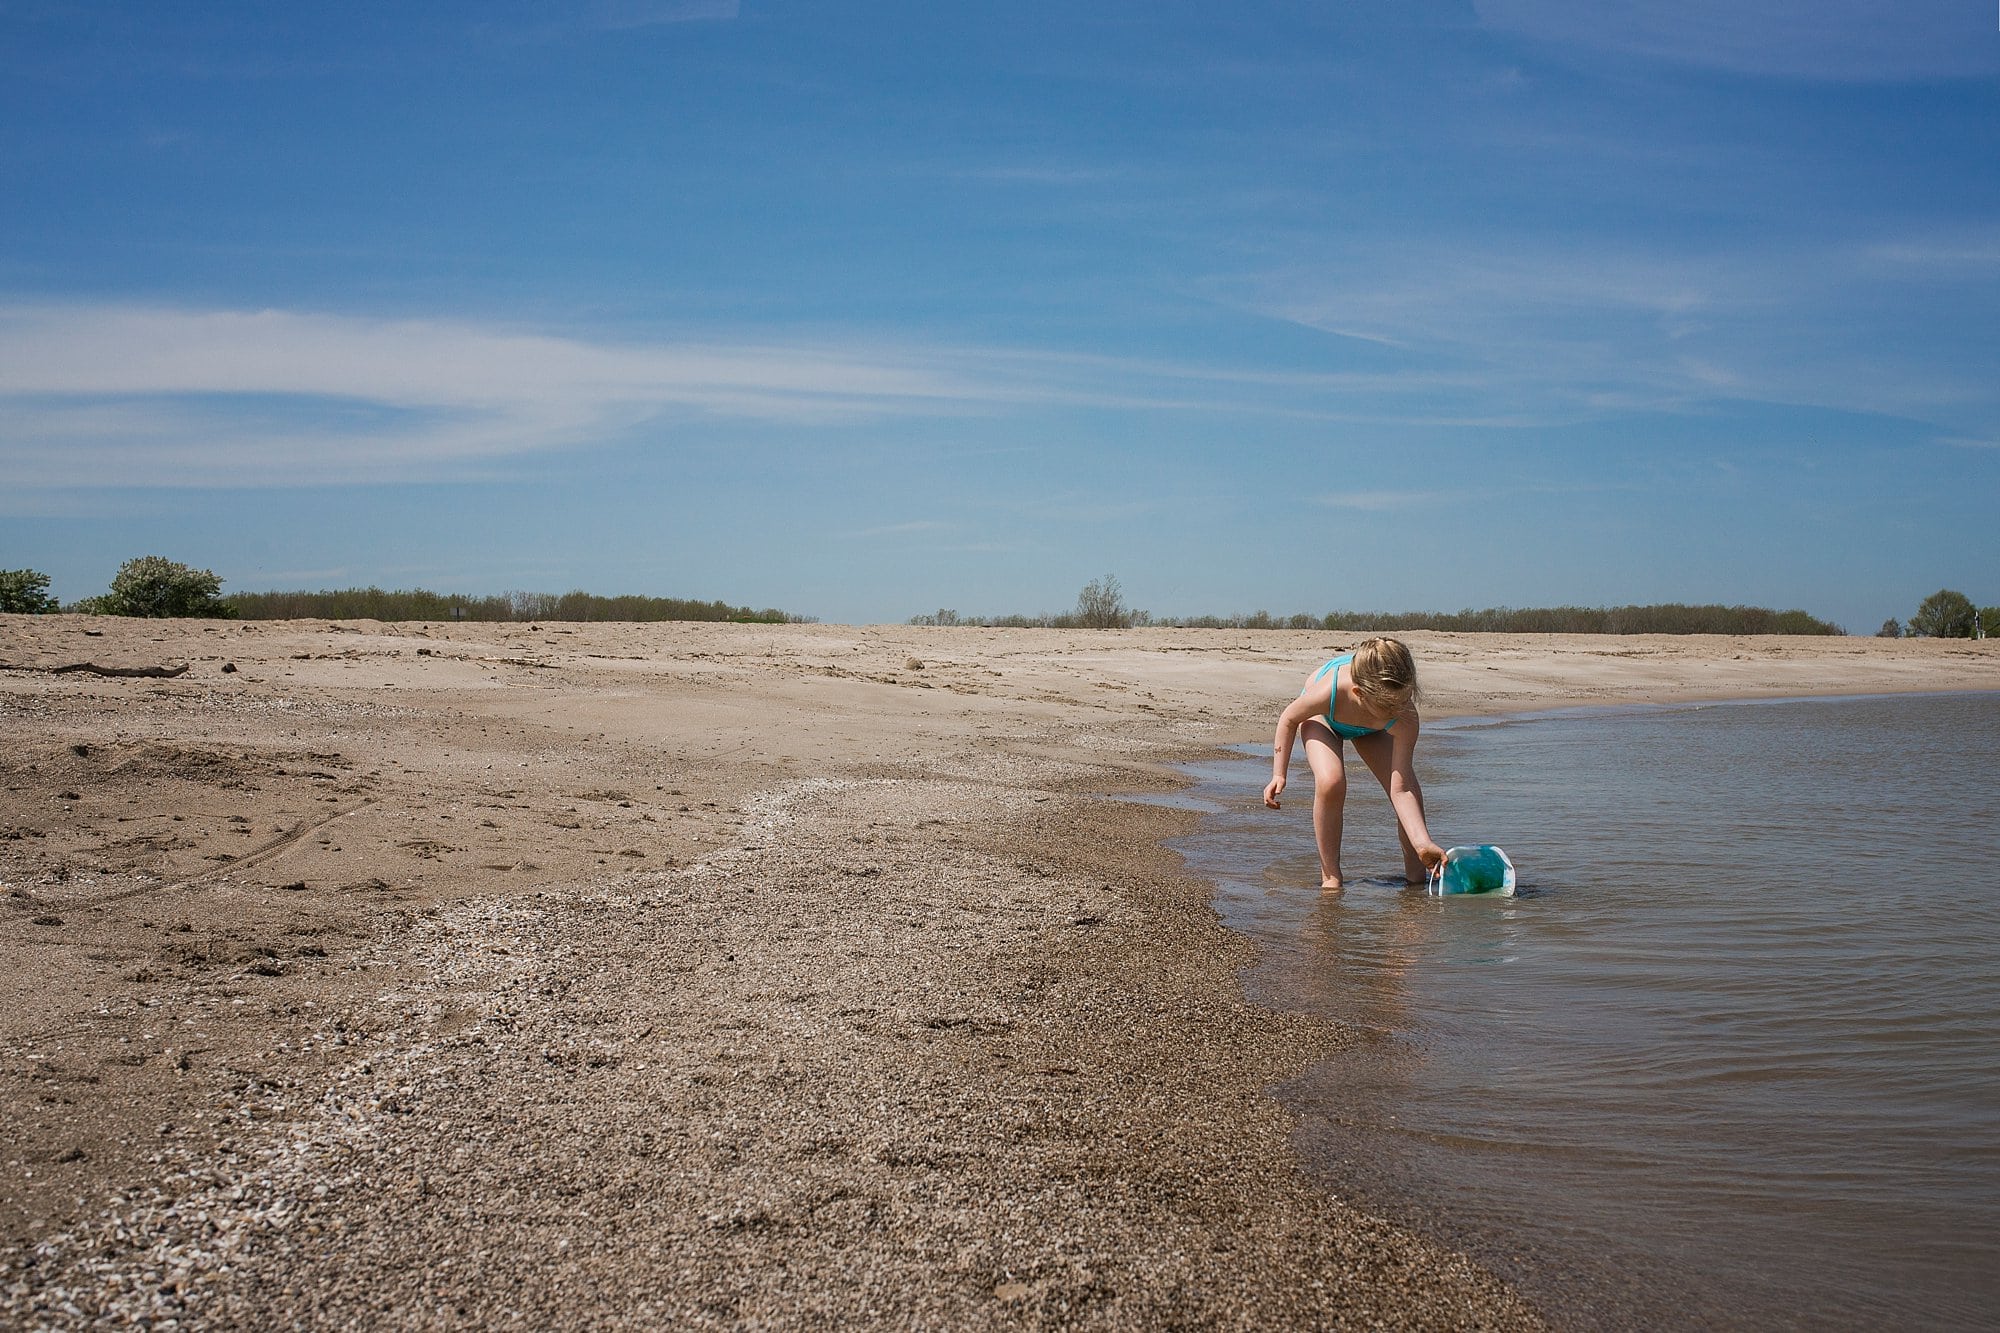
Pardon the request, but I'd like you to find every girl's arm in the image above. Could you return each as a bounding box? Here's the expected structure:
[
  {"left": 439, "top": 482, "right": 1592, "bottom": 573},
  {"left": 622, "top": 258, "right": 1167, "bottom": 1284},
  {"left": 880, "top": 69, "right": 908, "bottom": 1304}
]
[
  {"left": 1263, "top": 682, "right": 1333, "bottom": 809},
  {"left": 1385, "top": 713, "right": 1446, "bottom": 868}
]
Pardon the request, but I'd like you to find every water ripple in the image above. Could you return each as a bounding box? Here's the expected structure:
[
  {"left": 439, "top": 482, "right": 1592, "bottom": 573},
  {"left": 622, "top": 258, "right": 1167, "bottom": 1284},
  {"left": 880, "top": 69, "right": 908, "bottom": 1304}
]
[{"left": 1173, "top": 692, "right": 2000, "bottom": 1330}]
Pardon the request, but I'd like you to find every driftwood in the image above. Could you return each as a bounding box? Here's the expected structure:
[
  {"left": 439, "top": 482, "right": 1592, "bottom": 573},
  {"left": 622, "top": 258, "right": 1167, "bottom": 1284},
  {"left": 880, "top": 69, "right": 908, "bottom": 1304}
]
[{"left": 0, "top": 661, "right": 190, "bottom": 678}]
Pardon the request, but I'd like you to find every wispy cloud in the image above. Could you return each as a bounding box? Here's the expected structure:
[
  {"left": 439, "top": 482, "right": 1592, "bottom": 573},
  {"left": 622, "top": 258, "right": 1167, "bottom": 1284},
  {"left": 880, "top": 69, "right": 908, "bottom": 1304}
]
[
  {"left": 844, "top": 519, "right": 954, "bottom": 539},
  {"left": 1316, "top": 490, "right": 1450, "bottom": 512},
  {"left": 0, "top": 304, "right": 1016, "bottom": 490},
  {"left": 255, "top": 566, "right": 359, "bottom": 584},
  {"left": 1008, "top": 491, "right": 1178, "bottom": 524},
  {"left": 952, "top": 164, "right": 1134, "bottom": 187},
  {"left": 470, "top": 1, "right": 737, "bottom": 47},
  {"left": 0, "top": 300, "right": 1642, "bottom": 494},
  {"left": 1473, "top": 0, "right": 2000, "bottom": 81},
  {"left": 1866, "top": 234, "right": 2000, "bottom": 270},
  {"left": 9, "top": 241, "right": 1991, "bottom": 501},
  {"left": 1220, "top": 229, "right": 2000, "bottom": 439},
  {"left": 588, "top": 0, "right": 738, "bottom": 30}
]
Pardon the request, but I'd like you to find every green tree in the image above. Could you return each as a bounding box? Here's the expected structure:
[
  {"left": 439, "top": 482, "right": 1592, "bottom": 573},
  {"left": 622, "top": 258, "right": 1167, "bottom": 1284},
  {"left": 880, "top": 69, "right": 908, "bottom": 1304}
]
[
  {"left": 1875, "top": 617, "right": 1902, "bottom": 638},
  {"left": 0, "top": 568, "right": 59, "bottom": 613},
  {"left": 1909, "top": 589, "right": 1977, "bottom": 638},
  {"left": 99, "top": 556, "right": 233, "bottom": 618},
  {"left": 1981, "top": 607, "right": 1999, "bottom": 639},
  {"left": 1074, "top": 574, "right": 1132, "bottom": 629}
]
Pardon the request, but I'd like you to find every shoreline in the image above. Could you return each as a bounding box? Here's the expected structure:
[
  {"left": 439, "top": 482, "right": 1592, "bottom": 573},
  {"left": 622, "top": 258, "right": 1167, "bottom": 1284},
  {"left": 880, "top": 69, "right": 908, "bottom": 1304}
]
[
  {"left": 4, "top": 619, "right": 1997, "bottom": 1327},
  {"left": 1168, "top": 686, "right": 2000, "bottom": 1331},
  {"left": 1420, "top": 681, "right": 2000, "bottom": 730}
]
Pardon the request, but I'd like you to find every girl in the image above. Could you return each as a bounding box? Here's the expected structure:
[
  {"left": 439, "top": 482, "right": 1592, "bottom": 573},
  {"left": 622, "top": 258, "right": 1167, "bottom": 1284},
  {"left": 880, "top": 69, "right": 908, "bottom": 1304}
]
[{"left": 1262, "top": 637, "right": 1446, "bottom": 890}]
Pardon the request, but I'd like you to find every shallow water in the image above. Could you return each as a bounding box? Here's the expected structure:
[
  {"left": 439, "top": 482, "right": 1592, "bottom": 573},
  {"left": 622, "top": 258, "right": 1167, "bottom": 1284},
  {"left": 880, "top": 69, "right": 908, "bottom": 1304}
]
[{"left": 1154, "top": 692, "right": 2000, "bottom": 1330}]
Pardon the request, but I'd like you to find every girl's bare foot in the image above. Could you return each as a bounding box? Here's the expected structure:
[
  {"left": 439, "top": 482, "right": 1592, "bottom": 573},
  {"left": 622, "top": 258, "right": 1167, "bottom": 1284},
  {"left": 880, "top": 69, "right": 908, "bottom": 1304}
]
[{"left": 1320, "top": 875, "right": 1344, "bottom": 891}]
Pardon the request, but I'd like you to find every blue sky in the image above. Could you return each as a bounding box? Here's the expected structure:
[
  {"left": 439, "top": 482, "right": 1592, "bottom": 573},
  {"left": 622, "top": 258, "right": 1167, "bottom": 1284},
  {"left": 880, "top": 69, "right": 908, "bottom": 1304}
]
[{"left": 3, "top": 1, "right": 1996, "bottom": 629}]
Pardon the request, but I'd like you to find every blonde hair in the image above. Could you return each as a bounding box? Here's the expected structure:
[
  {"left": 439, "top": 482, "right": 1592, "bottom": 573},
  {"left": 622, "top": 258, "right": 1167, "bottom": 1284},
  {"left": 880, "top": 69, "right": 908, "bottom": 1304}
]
[{"left": 1350, "top": 637, "right": 1419, "bottom": 715}]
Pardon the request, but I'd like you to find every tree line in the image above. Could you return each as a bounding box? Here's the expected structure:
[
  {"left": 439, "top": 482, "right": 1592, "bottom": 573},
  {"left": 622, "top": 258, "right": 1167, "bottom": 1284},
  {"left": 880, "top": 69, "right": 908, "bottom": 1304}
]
[
  {"left": 228, "top": 587, "right": 802, "bottom": 624},
  {"left": 1877, "top": 589, "right": 1996, "bottom": 639},
  {"left": 5, "top": 562, "right": 1988, "bottom": 635},
  {"left": 0, "top": 559, "right": 804, "bottom": 624},
  {"left": 913, "top": 577, "right": 1851, "bottom": 635}
]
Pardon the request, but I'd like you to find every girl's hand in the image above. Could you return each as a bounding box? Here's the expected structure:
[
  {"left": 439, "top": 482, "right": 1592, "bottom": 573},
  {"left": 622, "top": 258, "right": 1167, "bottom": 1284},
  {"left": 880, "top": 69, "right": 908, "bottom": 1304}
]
[
  {"left": 1416, "top": 841, "right": 1447, "bottom": 871},
  {"left": 1263, "top": 775, "right": 1286, "bottom": 809}
]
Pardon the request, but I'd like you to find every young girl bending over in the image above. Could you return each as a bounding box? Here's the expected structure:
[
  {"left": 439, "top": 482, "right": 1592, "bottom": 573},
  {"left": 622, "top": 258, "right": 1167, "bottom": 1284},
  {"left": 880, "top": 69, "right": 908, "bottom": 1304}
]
[{"left": 1262, "top": 637, "right": 1446, "bottom": 890}]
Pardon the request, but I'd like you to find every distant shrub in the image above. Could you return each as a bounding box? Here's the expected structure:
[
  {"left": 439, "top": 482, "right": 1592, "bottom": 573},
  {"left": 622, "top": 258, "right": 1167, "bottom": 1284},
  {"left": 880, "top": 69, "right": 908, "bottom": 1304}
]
[
  {"left": 1982, "top": 608, "right": 2000, "bottom": 639},
  {"left": 909, "top": 608, "right": 962, "bottom": 627},
  {"left": 0, "top": 568, "right": 59, "bottom": 614},
  {"left": 87, "top": 556, "right": 233, "bottom": 618},
  {"left": 1877, "top": 618, "right": 1903, "bottom": 638},
  {"left": 1909, "top": 589, "right": 1977, "bottom": 639},
  {"left": 1074, "top": 575, "right": 1134, "bottom": 630}
]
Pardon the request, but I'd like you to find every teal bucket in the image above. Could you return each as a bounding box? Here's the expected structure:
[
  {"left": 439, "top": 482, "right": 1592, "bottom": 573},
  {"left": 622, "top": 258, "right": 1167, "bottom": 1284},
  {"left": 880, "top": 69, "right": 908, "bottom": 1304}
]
[{"left": 1427, "top": 844, "right": 1517, "bottom": 896}]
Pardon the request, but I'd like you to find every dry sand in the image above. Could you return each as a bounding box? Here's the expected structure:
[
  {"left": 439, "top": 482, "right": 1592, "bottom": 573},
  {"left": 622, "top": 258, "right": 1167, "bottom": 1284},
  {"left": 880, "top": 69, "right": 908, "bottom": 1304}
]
[{"left": 3, "top": 617, "right": 1995, "bottom": 1329}]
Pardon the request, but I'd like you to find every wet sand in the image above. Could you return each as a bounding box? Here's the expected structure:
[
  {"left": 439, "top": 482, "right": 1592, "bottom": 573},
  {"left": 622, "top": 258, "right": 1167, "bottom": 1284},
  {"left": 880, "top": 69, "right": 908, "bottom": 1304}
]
[{"left": 3, "top": 618, "right": 1994, "bottom": 1328}]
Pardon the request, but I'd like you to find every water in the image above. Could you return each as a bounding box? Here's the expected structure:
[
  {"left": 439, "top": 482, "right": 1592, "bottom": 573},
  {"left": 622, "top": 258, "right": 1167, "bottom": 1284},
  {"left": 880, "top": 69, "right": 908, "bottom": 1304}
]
[{"left": 1154, "top": 692, "right": 2000, "bottom": 1331}]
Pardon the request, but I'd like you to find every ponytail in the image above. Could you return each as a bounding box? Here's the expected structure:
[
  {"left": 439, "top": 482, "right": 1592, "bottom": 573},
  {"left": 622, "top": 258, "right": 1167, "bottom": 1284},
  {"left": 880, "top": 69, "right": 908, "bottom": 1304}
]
[{"left": 1350, "top": 637, "right": 1419, "bottom": 714}]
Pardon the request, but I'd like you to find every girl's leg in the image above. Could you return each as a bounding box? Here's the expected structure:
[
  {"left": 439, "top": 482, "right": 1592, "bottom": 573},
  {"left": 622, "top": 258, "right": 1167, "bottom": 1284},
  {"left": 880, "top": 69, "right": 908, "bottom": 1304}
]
[
  {"left": 1301, "top": 720, "right": 1348, "bottom": 890},
  {"left": 1353, "top": 730, "right": 1429, "bottom": 883}
]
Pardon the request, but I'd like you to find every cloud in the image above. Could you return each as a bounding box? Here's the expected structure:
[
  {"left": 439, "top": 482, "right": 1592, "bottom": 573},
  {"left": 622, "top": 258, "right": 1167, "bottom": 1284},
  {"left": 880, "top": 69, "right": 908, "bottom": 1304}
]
[
  {"left": 9, "top": 249, "right": 1991, "bottom": 501},
  {"left": 255, "top": 566, "right": 359, "bottom": 584},
  {"left": 1866, "top": 234, "right": 2000, "bottom": 270},
  {"left": 469, "top": 1, "right": 737, "bottom": 47},
  {"left": 1472, "top": 0, "right": 2000, "bottom": 81},
  {"left": 952, "top": 164, "right": 1132, "bottom": 187},
  {"left": 0, "top": 304, "right": 1013, "bottom": 489},
  {"left": 1315, "top": 490, "right": 1450, "bottom": 512},
  {"left": 1219, "top": 229, "right": 2000, "bottom": 440},
  {"left": 844, "top": 520, "right": 954, "bottom": 539},
  {"left": 0, "top": 300, "right": 1644, "bottom": 493},
  {"left": 588, "top": 0, "right": 739, "bottom": 30},
  {"left": 1220, "top": 244, "right": 1737, "bottom": 421}
]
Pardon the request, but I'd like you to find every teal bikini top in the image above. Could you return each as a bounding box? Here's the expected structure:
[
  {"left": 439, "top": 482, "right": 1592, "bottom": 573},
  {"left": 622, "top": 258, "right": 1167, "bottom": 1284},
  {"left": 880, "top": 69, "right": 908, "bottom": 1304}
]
[{"left": 1311, "top": 654, "right": 1396, "bottom": 739}]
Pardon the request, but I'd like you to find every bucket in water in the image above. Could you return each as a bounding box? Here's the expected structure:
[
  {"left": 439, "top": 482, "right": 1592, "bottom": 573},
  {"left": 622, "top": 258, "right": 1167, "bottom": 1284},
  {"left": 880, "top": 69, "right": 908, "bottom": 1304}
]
[{"left": 1427, "top": 844, "right": 1516, "bottom": 896}]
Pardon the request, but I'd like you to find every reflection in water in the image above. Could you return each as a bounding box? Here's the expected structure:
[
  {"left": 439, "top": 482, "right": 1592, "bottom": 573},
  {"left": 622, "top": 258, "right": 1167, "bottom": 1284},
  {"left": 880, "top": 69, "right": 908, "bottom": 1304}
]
[
  {"left": 1297, "top": 887, "right": 1449, "bottom": 1033},
  {"left": 1151, "top": 694, "right": 2000, "bottom": 1331}
]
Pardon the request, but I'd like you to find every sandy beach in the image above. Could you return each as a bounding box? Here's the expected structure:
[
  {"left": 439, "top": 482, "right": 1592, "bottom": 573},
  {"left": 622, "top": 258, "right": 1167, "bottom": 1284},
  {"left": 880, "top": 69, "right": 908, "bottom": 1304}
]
[{"left": 3, "top": 617, "right": 1995, "bottom": 1329}]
